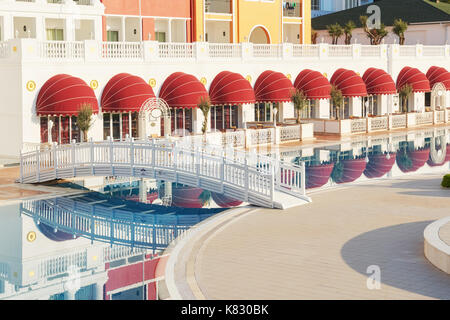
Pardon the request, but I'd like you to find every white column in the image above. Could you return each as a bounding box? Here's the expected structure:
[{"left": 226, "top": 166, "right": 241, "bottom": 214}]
[
  {"left": 121, "top": 16, "right": 126, "bottom": 42},
  {"left": 3, "top": 14, "right": 13, "bottom": 41},
  {"left": 94, "top": 16, "right": 103, "bottom": 41},
  {"left": 65, "top": 16, "right": 75, "bottom": 41},
  {"left": 167, "top": 19, "right": 172, "bottom": 43},
  {"left": 35, "top": 16, "right": 44, "bottom": 41}
]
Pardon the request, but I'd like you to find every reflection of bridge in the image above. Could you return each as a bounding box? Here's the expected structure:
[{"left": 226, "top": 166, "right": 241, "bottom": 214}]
[
  {"left": 19, "top": 139, "right": 311, "bottom": 208},
  {"left": 20, "top": 192, "right": 222, "bottom": 250}
]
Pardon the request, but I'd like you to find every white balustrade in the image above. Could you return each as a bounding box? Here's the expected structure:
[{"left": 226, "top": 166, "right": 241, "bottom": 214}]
[
  {"left": 249, "top": 128, "right": 274, "bottom": 145},
  {"left": 292, "top": 44, "right": 319, "bottom": 57},
  {"left": 399, "top": 45, "right": 416, "bottom": 57},
  {"left": 209, "top": 43, "right": 241, "bottom": 59},
  {"left": 422, "top": 46, "right": 446, "bottom": 57},
  {"left": 416, "top": 111, "right": 433, "bottom": 125},
  {"left": 361, "top": 45, "right": 381, "bottom": 57},
  {"left": 0, "top": 42, "right": 9, "bottom": 58},
  {"left": 391, "top": 114, "right": 407, "bottom": 128},
  {"left": 102, "top": 42, "right": 143, "bottom": 60},
  {"left": 253, "top": 44, "right": 282, "bottom": 58},
  {"left": 351, "top": 118, "right": 367, "bottom": 133},
  {"left": 370, "top": 116, "right": 388, "bottom": 131},
  {"left": 436, "top": 110, "right": 445, "bottom": 123},
  {"left": 40, "top": 41, "right": 84, "bottom": 60},
  {"left": 328, "top": 45, "right": 352, "bottom": 57},
  {"left": 280, "top": 125, "right": 301, "bottom": 141},
  {"left": 158, "top": 43, "right": 194, "bottom": 59}
]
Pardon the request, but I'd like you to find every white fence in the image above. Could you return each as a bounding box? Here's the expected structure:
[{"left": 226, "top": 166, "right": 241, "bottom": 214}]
[
  {"left": 4, "top": 40, "right": 450, "bottom": 62},
  {"left": 102, "top": 42, "right": 143, "bottom": 60},
  {"left": 370, "top": 116, "right": 388, "bottom": 131},
  {"left": 159, "top": 43, "right": 194, "bottom": 59},
  {"left": 19, "top": 139, "right": 309, "bottom": 208},
  {"left": 280, "top": 125, "right": 301, "bottom": 141},
  {"left": 40, "top": 41, "right": 84, "bottom": 60},
  {"left": 416, "top": 111, "right": 433, "bottom": 125},
  {"left": 351, "top": 118, "right": 367, "bottom": 133},
  {"left": 391, "top": 114, "right": 407, "bottom": 129}
]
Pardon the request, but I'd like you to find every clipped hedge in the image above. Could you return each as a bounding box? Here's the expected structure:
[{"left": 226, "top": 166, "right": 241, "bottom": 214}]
[{"left": 442, "top": 174, "right": 450, "bottom": 188}]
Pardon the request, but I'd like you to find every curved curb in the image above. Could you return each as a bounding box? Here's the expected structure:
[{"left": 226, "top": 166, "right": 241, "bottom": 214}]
[
  {"left": 163, "top": 206, "right": 257, "bottom": 300},
  {"left": 424, "top": 216, "right": 450, "bottom": 274}
]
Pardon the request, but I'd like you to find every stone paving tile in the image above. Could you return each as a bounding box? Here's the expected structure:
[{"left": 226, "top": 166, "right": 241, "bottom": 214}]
[{"left": 194, "top": 174, "right": 450, "bottom": 300}]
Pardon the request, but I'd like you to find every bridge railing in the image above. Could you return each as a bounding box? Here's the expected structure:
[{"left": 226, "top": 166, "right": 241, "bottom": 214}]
[{"left": 20, "top": 138, "right": 307, "bottom": 207}]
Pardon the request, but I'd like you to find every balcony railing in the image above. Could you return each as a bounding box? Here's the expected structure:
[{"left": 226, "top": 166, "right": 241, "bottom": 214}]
[{"left": 3, "top": 40, "right": 449, "bottom": 63}]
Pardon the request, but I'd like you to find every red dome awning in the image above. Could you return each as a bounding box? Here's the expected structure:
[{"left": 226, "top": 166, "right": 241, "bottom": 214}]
[
  {"left": 396, "top": 67, "right": 431, "bottom": 93},
  {"left": 333, "top": 158, "right": 367, "bottom": 184},
  {"left": 305, "top": 163, "right": 334, "bottom": 189},
  {"left": 363, "top": 153, "right": 397, "bottom": 178},
  {"left": 330, "top": 69, "right": 367, "bottom": 97},
  {"left": 294, "top": 69, "right": 331, "bottom": 100},
  {"left": 101, "top": 73, "right": 155, "bottom": 113},
  {"left": 36, "top": 74, "right": 99, "bottom": 116},
  {"left": 396, "top": 148, "right": 430, "bottom": 173},
  {"left": 254, "top": 70, "right": 294, "bottom": 103},
  {"left": 159, "top": 72, "right": 208, "bottom": 108},
  {"left": 362, "top": 68, "right": 397, "bottom": 95},
  {"left": 426, "top": 66, "right": 450, "bottom": 90},
  {"left": 211, "top": 192, "right": 243, "bottom": 208},
  {"left": 209, "top": 71, "right": 255, "bottom": 105}
]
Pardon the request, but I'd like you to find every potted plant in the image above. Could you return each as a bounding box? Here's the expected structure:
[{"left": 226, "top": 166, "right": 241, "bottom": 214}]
[
  {"left": 290, "top": 89, "right": 308, "bottom": 124},
  {"left": 330, "top": 85, "right": 344, "bottom": 120},
  {"left": 77, "top": 103, "right": 94, "bottom": 142}
]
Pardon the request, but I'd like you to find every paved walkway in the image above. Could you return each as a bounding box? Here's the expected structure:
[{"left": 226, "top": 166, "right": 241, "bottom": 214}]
[{"left": 190, "top": 174, "right": 450, "bottom": 300}]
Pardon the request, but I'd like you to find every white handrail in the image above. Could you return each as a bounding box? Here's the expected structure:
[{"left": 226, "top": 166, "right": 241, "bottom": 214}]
[{"left": 19, "top": 138, "right": 307, "bottom": 208}]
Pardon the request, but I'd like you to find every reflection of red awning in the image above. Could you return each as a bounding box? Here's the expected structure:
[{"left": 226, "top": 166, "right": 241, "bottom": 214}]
[
  {"left": 364, "top": 153, "right": 396, "bottom": 178},
  {"left": 427, "top": 144, "right": 450, "bottom": 167},
  {"left": 397, "top": 149, "right": 430, "bottom": 173},
  {"left": 330, "top": 69, "right": 367, "bottom": 97},
  {"left": 294, "top": 69, "right": 331, "bottom": 100},
  {"left": 209, "top": 71, "right": 255, "bottom": 105},
  {"left": 101, "top": 73, "right": 155, "bottom": 112},
  {"left": 124, "top": 192, "right": 159, "bottom": 204},
  {"left": 254, "top": 70, "right": 294, "bottom": 103},
  {"left": 37, "top": 222, "right": 78, "bottom": 242},
  {"left": 172, "top": 186, "right": 204, "bottom": 208},
  {"left": 362, "top": 68, "right": 397, "bottom": 95},
  {"left": 36, "top": 74, "right": 99, "bottom": 116},
  {"left": 426, "top": 66, "right": 450, "bottom": 90},
  {"left": 305, "top": 163, "right": 334, "bottom": 189},
  {"left": 211, "top": 192, "right": 243, "bottom": 208},
  {"left": 159, "top": 72, "right": 208, "bottom": 108},
  {"left": 396, "top": 67, "right": 431, "bottom": 93},
  {"left": 333, "top": 158, "right": 367, "bottom": 184}
]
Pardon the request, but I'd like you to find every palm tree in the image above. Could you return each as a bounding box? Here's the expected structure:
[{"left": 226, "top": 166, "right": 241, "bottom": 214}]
[
  {"left": 393, "top": 19, "right": 408, "bottom": 45},
  {"left": 290, "top": 89, "right": 308, "bottom": 124},
  {"left": 343, "top": 20, "right": 356, "bottom": 45},
  {"left": 330, "top": 85, "right": 344, "bottom": 120},
  {"left": 327, "top": 23, "right": 343, "bottom": 45},
  {"left": 399, "top": 84, "right": 413, "bottom": 113},
  {"left": 360, "top": 15, "right": 388, "bottom": 45},
  {"left": 197, "top": 96, "right": 211, "bottom": 135},
  {"left": 311, "top": 29, "right": 318, "bottom": 44},
  {"left": 77, "top": 103, "right": 93, "bottom": 142}
]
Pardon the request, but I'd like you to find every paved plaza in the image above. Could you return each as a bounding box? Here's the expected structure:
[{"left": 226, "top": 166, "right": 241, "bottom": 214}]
[{"left": 188, "top": 174, "right": 450, "bottom": 299}]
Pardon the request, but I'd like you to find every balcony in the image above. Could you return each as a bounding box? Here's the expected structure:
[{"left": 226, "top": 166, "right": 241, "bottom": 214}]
[
  {"left": 283, "top": 1, "right": 301, "bottom": 17},
  {"left": 205, "top": 0, "right": 232, "bottom": 14}
]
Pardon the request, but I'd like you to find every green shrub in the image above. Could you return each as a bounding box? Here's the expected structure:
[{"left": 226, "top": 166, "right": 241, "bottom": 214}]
[{"left": 442, "top": 174, "right": 450, "bottom": 188}]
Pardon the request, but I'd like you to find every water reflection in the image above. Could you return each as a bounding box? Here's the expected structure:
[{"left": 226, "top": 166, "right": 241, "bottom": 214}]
[{"left": 290, "top": 127, "right": 450, "bottom": 189}]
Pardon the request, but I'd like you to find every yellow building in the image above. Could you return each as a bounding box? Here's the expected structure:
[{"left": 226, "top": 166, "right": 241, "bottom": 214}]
[{"left": 192, "top": 0, "right": 311, "bottom": 44}]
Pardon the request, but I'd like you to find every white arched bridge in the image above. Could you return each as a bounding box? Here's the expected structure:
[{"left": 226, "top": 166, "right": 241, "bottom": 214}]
[{"left": 19, "top": 139, "right": 311, "bottom": 209}]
